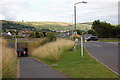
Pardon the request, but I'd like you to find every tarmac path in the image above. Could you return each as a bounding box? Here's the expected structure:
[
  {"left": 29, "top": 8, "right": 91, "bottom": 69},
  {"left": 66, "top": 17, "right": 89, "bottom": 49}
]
[{"left": 19, "top": 57, "right": 68, "bottom": 78}]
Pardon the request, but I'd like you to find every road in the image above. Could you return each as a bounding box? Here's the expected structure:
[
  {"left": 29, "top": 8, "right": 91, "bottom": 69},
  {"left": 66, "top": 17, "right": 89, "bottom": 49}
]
[
  {"left": 83, "top": 41, "right": 119, "bottom": 75},
  {"left": 19, "top": 57, "right": 68, "bottom": 78}
]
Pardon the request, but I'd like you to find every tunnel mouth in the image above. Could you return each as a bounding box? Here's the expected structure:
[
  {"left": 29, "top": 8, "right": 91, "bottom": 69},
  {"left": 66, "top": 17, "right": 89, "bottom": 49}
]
[
  {"left": 17, "top": 48, "right": 28, "bottom": 57},
  {"left": 17, "top": 43, "right": 28, "bottom": 57}
]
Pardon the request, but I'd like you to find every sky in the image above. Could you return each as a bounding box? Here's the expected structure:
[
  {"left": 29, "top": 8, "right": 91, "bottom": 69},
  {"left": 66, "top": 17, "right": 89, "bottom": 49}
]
[{"left": 0, "top": 0, "right": 119, "bottom": 24}]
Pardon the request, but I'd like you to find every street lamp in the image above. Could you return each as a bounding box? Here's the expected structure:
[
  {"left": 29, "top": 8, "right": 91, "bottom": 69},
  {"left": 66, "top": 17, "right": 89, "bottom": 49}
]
[
  {"left": 74, "top": 1, "right": 87, "bottom": 34},
  {"left": 74, "top": 1, "right": 87, "bottom": 56}
]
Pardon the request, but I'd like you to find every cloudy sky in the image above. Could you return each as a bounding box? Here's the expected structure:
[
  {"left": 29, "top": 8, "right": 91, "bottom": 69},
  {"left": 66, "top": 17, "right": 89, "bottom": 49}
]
[{"left": 0, "top": 0, "right": 119, "bottom": 24}]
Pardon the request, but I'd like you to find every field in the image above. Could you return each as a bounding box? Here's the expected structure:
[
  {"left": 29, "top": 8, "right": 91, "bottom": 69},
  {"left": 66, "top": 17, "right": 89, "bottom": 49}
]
[
  {"left": 32, "top": 45, "right": 118, "bottom": 78},
  {"left": 0, "top": 38, "right": 17, "bottom": 78}
]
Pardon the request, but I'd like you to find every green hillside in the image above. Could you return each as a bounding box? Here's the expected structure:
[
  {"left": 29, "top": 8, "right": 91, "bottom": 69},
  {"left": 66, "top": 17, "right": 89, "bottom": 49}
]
[
  {"left": 1, "top": 20, "right": 92, "bottom": 31},
  {"left": 17, "top": 21, "right": 92, "bottom": 31},
  {"left": 1, "top": 20, "right": 35, "bottom": 31}
]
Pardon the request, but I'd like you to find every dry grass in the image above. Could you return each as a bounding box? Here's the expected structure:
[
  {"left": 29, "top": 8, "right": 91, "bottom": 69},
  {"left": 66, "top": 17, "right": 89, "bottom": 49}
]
[
  {"left": 28, "top": 39, "right": 46, "bottom": 54},
  {"left": 0, "top": 39, "right": 2, "bottom": 79},
  {"left": 0, "top": 38, "right": 17, "bottom": 78},
  {"left": 28, "top": 41, "right": 41, "bottom": 54},
  {"left": 31, "top": 39, "right": 74, "bottom": 61},
  {"left": 28, "top": 22, "right": 72, "bottom": 26}
]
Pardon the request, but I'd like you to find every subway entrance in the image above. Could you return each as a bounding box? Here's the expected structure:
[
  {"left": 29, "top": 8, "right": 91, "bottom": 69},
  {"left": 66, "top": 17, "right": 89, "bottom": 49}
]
[{"left": 17, "top": 43, "right": 28, "bottom": 57}]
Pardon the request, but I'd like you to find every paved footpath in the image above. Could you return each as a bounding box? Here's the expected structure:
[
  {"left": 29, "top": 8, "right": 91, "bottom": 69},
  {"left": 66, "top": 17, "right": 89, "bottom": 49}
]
[{"left": 19, "top": 57, "right": 68, "bottom": 78}]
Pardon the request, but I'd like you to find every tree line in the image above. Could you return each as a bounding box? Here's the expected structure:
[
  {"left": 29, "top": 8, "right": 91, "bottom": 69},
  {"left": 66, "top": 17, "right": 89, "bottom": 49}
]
[{"left": 88, "top": 20, "right": 120, "bottom": 38}]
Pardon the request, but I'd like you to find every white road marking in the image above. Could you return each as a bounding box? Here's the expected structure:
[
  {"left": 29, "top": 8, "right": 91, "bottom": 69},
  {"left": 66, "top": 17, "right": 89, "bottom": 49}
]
[{"left": 92, "top": 43, "right": 101, "bottom": 47}]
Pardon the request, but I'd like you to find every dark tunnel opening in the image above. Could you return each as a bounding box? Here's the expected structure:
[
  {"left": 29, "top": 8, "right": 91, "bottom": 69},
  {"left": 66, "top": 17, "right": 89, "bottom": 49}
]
[{"left": 17, "top": 43, "right": 28, "bottom": 57}]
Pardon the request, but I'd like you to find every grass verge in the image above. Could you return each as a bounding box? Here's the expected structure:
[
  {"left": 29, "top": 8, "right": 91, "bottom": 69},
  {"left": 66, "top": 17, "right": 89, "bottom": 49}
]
[
  {"left": 98, "top": 38, "right": 119, "bottom": 42},
  {"left": 32, "top": 46, "right": 118, "bottom": 78}
]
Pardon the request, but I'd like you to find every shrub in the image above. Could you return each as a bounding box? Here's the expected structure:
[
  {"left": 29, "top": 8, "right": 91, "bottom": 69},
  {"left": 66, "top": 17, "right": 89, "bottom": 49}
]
[{"left": 46, "top": 32, "right": 56, "bottom": 42}]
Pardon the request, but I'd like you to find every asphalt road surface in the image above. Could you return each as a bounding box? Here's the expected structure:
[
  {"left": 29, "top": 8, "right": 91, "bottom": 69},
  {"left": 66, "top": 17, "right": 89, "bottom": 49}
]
[
  {"left": 83, "top": 41, "right": 119, "bottom": 75},
  {"left": 19, "top": 57, "right": 68, "bottom": 78}
]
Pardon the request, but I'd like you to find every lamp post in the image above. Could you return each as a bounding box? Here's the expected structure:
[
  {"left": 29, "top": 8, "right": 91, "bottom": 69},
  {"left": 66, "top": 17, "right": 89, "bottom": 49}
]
[
  {"left": 74, "top": 1, "right": 87, "bottom": 34},
  {"left": 74, "top": 1, "right": 87, "bottom": 56}
]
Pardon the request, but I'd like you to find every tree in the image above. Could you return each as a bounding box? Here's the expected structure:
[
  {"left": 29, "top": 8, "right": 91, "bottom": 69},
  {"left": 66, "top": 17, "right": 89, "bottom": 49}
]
[
  {"left": 29, "top": 32, "right": 35, "bottom": 38},
  {"left": 43, "top": 32, "right": 46, "bottom": 37},
  {"left": 39, "top": 32, "right": 44, "bottom": 38},
  {"left": 76, "top": 30, "right": 82, "bottom": 35},
  {"left": 115, "top": 26, "right": 120, "bottom": 38},
  {"left": 92, "top": 20, "right": 117, "bottom": 38},
  {"left": 47, "top": 32, "right": 56, "bottom": 42},
  {"left": 35, "top": 31, "right": 40, "bottom": 38},
  {"left": 88, "top": 30, "right": 95, "bottom": 35}
]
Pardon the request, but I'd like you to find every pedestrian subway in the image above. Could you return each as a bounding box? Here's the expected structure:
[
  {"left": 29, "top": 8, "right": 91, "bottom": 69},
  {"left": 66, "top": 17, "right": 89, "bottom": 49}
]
[{"left": 17, "top": 43, "right": 28, "bottom": 57}]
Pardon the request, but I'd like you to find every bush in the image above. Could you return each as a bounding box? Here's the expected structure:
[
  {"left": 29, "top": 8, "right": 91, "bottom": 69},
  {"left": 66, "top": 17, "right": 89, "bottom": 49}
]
[
  {"left": 16, "top": 36, "right": 24, "bottom": 38},
  {"left": 46, "top": 32, "right": 56, "bottom": 42},
  {"left": 2, "top": 35, "right": 12, "bottom": 39},
  {"left": 29, "top": 32, "right": 35, "bottom": 38},
  {"left": 35, "top": 32, "right": 57, "bottom": 46}
]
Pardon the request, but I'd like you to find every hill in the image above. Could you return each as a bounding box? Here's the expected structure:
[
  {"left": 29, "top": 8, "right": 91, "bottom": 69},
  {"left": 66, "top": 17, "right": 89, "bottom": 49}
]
[
  {"left": 1, "top": 20, "right": 92, "bottom": 31},
  {"left": 1, "top": 20, "right": 35, "bottom": 31}
]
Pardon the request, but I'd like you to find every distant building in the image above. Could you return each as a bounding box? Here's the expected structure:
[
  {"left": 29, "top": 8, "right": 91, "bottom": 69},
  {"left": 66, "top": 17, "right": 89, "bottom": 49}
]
[
  {"left": 7, "top": 32, "right": 12, "bottom": 36},
  {"left": 1, "top": 32, "right": 12, "bottom": 38},
  {"left": 39, "top": 29, "right": 54, "bottom": 32},
  {"left": 1, "top": 32, "right": 10, "bottom": 36},
  {"left": 69, "top": 33, "right": 81, "bottom": 39},
  {"left": 18, "top": 29, "right": 31, "bottom": 37},
  {"left": 56, "top": 31, "right": 73, "bottom": 38}
]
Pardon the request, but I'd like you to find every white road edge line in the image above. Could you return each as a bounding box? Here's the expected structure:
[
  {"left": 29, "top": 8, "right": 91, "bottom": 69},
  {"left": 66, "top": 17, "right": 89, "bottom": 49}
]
[{"left": 84, "top": 46, "right": 120, "bottom": 76}]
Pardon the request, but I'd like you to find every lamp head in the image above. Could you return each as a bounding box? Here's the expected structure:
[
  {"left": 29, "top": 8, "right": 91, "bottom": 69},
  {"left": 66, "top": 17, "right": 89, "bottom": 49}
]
[
  {"left": 75, "top": 1, "right": 87, "bottom": 5},
  {"left": 82, "top": 1, "right": 87, "bottom": 4}
]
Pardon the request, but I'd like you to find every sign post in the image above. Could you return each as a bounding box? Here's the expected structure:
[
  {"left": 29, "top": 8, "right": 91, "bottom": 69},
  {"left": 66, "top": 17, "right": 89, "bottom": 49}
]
[
  {"left": 81, "top": 37, "right": 84, "bottom": 56},
  {"left": 15, "top": 38, "right": 17, "bottom": 55}
]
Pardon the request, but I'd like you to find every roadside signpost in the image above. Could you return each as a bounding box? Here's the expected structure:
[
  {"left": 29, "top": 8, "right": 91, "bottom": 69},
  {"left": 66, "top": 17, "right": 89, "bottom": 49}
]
[
  {"left": 81, "top": 37, "right": 84, "bottom": 56},
  {"left": 15, "top": 37, "right": 17, "bottom": 55}
]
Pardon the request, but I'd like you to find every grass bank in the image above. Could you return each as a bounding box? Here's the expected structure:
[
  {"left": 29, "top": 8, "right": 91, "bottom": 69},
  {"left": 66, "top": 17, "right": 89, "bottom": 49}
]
[
  {"left": 31, "top": 39, "right": 74, "bottom": 61},
  {"left": 0, "top": 38, "right": 17, "bottom": 78},
  {"left": 98, "top": 38, "right": 119, "bottom": 42},
  {"left": 32, "top": 45, "right": 118, "bottom": 78}
]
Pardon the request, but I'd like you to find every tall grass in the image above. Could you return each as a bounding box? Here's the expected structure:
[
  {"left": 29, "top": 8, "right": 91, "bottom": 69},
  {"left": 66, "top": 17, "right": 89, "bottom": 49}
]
[
  {"left": 28, "top": 41, "right": 41, "bottom": 54},
  {"left": 0, "top": 38, "right": 2, "bottom": 79},
  {"left": 31, "top": 39, "right": 74, "bottom": 61},
  {"left": 0, "top": 38, "right": 17, "bottom": 78},
  {"left": 28, "top": 39, "right": 47, "bottom": 54}
]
